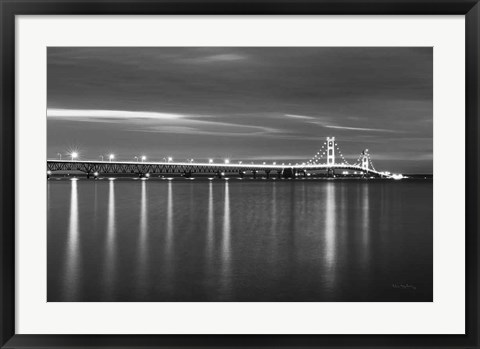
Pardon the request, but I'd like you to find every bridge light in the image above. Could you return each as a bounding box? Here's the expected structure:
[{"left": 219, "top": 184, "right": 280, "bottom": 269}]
[
  {"left": 71, "top": 152, "right": 78, "bottom": 161},
  {"left": 141, "top": 156, "right": 146, "bottom": 162},
  {"left": 109, "top": 154, "right": 114, "bottom": 162},
  {"left": 47, "top": 170, "right": 52, "bottom": 175},
  {"left": 94, "top": 172, "right": 99, "bottom": 177},
  {"left": 167, "top": 157, "right": 173, "bottom": 163},
  {"left": 225, "top": 159, "right": 230, "bottom": 164},
  {"left": 145, "top": 173, "right": 150, "bottom": 178},
  {"left": 209, "top": 159, "right": 213, "bottom": 164}
]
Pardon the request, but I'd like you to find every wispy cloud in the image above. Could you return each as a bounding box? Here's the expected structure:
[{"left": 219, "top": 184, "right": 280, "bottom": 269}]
[
  {"left": 284, "top": 114, "right": 317, "bottom": 120},
  {"left": 183, "top": 54, "right": 247, "bottom": 64},
  {"left": 134, "top": 122, "right": 279, "bottom": 137},
  {"left": 47, "top": 108, "right": 185, "bottom": 120},
  {"left": 285, "top": 113, "right": 399, "bottom": 133},
  {"left": 322, "top": 125, "right": 397, "bottom": 133},
  {"left": 308, "top": 120, "right": 397, "bottom": 133},
  {"left": 47, "top": 108, "right": 281, "bottom": 137}
]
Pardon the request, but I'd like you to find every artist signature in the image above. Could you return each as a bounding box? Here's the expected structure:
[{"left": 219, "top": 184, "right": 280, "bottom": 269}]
[{"left": 392, "top": 283, "right": 417, "bottom": 290}]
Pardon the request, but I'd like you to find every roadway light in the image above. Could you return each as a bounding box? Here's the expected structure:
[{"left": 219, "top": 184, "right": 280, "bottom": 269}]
[
  {"left": 47, "top": 170, "right": 52, "bottom": 175},
  {"left": 209, "top": 159, "right": 213, "bottom": 164},
  {"left": 273, "top": 162, "right": 276, "bottom": 165},
  {"left": 57, "top": 153, "right": 62, "bottom": 160},
  {"left": 141, "top": 156, "right": 146, "bottom": 162},
  {"left": 71, "top": 152, "right": 78, "bottom": 161},
  {"left": 99, "top": 155, "right": 104, "bottom": 161},
  {"left": 225, "top": 159, "right": 230, "bottom": 164},
  {"left": 263, "top": 162, "right": 266, "bottom": 165},
  {"left": 167, "top": 157, "right": 173, "bottom": 163},
  {"left": 134, "top": 156, "right": 138, "bottom": 162},
  {"left": 238, "top": 161, "right": 242, "bottom": 164},
  {"left": 109, "top": 154, "right": 114, "bottom": 162}
]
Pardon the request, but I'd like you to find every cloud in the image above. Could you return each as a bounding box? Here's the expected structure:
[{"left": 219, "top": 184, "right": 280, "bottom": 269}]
[
  {"left": 133, "top": 123, "right": 279, "bottom": 137},
  {"left": 47, "top": 108, "right": 186, "bottom": 120},
  {"left": 47, "top": 108, "right": 281, "bottom": 137},
  {"left": 323, "top": 125, "right": 397, "bottom": 132},
  {"left": 183, "top": 54, "right": 247, "bottom": 64},
  {"left": 284, "top": 114, "right": 317, "bottom": 120},
  {"left": 309, "top": 121, "right": 397, "bottom": 133}
]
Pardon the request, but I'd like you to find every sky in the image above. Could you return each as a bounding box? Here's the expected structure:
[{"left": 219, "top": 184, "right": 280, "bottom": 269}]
[{"left": 47, "top": 47, "right": 433, "bottom": 174}]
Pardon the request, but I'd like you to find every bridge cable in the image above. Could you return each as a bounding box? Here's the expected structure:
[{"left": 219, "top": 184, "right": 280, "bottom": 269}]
[
  {"left": 367, "top": 153, "right": 377, "bottom": 172},
  {"left": 307, "top": 141, "right": 327, "bottom": 165},
  {"left": 334, "top": 142, "right": 350, "bottom": 166}
]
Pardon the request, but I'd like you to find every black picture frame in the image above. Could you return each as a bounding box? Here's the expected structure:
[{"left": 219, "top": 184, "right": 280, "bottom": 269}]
[{"left": 1, "top": 1, "right": 478, "bottom": 348}]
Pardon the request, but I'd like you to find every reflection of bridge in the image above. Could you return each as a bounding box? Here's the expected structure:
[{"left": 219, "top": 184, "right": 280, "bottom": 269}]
[{"left": 47, "top": 137, "right": 399, "bottom": 179}]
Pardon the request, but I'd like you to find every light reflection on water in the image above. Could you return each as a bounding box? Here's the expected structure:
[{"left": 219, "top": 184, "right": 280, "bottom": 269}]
[
  {"left": 48, "top": 179, "right": 433, "bottom": 302},
  {"left": 136, "top": 180, "right": 148, "bottom": 296},
  {"left": 361, "top": 184, "right": 371, "bottom": 275},
  {"left": 206, "top": 181, "right": 214, "bottom": 271},
  {"left": 103, "top": 179, "right": 116, "bottom": 299},
  {"left": 220, "top": 181, "right": 231, "bottom": 298},
  {"left": 324, "top": 183, "right": 336, "bottom": 290},
  {"left": 63, "top": 178, "right": 79, "bottom": 299},
  {"left": 163, "top": 180, "right": 174, "bottom": 294}
]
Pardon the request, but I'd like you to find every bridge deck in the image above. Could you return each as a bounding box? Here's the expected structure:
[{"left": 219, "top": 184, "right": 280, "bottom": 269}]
[{"left": 47, "top": 160, "right": 388, "bottom": 177}]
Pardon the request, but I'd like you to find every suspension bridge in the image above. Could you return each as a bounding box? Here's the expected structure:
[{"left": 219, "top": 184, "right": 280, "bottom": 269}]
[{"left": 47, "top": 137, "right": 401, "bottom": 179}]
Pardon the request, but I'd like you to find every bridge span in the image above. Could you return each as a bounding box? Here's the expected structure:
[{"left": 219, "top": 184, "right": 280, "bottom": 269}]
[
  {"left": 46, "top": 160, "right": 389, "bottom": 179},
  {"left": 46, "top": 137, "right": 399, "bottom": 179}
]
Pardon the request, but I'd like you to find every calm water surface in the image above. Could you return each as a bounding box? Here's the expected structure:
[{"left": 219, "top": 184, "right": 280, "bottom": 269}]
[{"left": 47, "top": 178, "right": 433, "bottom": 302}]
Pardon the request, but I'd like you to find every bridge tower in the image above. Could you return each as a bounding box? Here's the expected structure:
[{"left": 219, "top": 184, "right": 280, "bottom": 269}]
[
  {"left": 327, "top": 137, "right": 335, "bottom": 166},
  {"left": 361, "top": 149, "right": 369, "bottom": 170}
]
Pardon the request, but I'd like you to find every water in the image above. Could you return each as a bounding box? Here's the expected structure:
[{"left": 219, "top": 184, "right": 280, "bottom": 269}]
[{"left": 47, "top": 178, "right": 433, "bottom": 302}]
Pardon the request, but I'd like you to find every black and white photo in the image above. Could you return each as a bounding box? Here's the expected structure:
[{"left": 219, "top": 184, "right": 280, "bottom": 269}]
[{"left": 47, "top": 47, "right": 433, "bottom": 302}]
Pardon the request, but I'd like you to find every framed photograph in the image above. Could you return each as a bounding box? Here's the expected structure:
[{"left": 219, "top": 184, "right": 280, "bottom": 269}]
[{"left": 1, "top": 1, "right": 478, "bottom": 348}]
